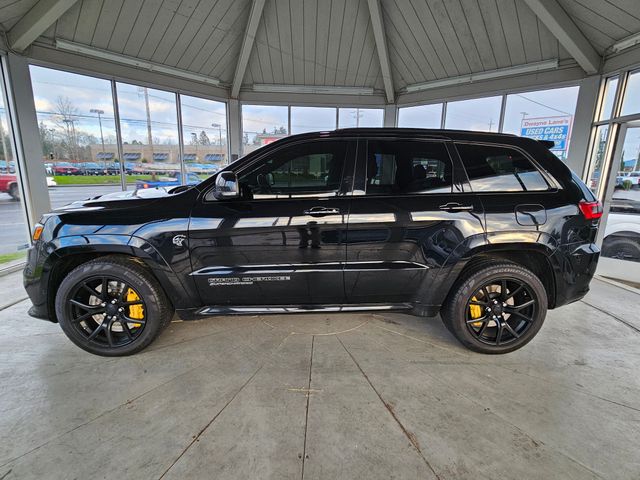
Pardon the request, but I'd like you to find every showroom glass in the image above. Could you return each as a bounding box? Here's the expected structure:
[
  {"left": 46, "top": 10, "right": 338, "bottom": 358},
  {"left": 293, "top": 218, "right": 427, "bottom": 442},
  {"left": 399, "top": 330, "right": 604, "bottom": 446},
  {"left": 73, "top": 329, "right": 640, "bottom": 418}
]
[
  {"left": 586, "top": 125, "right": 610, "bottom": 195},
  {"left": 0, "top": 63, "right": 30, "bottom": 264},
  {"left": 397, "top": 104, "right": 442, "bottom": 128},
  {"left": 365, "top": 140, "right": 453, "bottom": 195},
  {"left": 445, "top": 96, "right": 502, "bottom": 132},
  {"left": 290, "top": 106, "right": 336, "bottom": 134},
  {"left": 621, "top": 70, "right": 640, "bottom": 117},
  {"left": 456, "top": 143, "right": 549, "bottom": 192},
  {"left": 606, "top": 125, "right": 640, "bottom": 265},
  {"left": 29, "top": 66, "right": 121, "bottom": 199},
  {"left": 180, "top": 94, "right": 227, "bottom": 180},
  {"left": 502, "top": 86, "right": 579, "bottom": 161},
  {"left": 337, "top": 108, "right": 383, "bottom": 128},
  {"left": 242, "top": 104, "right": 288, "bottom": 155},
  {"left": 599, "top": 76, "right": 619, "bottom": 121},
  {"left": 238, "top": 141, "right": 346, "bottom": 198},
  {"left": 116, "top": 83, "right": 181, "bottom": 184}
]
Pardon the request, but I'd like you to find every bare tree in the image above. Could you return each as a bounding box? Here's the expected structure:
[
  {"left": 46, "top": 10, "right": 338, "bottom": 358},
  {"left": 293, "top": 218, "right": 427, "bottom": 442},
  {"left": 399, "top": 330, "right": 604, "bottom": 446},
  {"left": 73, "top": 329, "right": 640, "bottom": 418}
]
[{"left": 54, "top": 96, "right": 80, "bottom": 161}]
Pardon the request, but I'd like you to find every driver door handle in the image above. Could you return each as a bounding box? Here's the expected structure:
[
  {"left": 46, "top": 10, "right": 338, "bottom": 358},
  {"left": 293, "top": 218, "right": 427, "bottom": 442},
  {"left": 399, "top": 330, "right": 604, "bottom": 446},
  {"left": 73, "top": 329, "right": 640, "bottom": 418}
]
[
  {"left": 304, "top": 206, "right": 341, "bottom": 216},
  {"left": 439, "top": 202, "right": 474, "bottom": 212}
]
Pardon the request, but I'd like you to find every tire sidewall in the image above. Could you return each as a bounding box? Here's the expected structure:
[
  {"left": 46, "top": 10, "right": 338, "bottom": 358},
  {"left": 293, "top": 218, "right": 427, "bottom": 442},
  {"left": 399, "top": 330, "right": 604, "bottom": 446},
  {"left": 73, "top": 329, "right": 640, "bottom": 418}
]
[
  {"left": 55, "top": 260, "right": 166, "bottom": 356},
  {"left": 444, "top": 265, "right": 547, "bottom": 354}
]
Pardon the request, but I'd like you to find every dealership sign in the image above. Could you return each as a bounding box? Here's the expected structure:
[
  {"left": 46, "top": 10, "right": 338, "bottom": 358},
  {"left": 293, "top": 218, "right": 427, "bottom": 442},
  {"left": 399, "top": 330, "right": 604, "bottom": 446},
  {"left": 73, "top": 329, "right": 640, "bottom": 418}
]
[{"left": 521, "top": 115, "right": 573, "bottom": 152}]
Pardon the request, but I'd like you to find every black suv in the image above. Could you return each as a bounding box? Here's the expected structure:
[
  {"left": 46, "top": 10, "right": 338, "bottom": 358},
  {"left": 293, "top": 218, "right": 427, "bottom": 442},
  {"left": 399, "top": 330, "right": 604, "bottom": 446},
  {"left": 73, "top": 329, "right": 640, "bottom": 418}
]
[{"left": 24, "top": 129, "right": 602, "bottom": 356}]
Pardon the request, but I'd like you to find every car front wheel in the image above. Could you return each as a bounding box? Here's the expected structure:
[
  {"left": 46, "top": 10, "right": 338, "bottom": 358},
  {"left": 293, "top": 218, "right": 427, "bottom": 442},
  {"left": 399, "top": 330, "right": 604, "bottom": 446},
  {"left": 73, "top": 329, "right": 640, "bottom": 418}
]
[
  {"left": 55, "top": 256, "right": 173, "bottom": 356},
  {"left": 442, "top": 262, "right": 547, "bottom": 354}
]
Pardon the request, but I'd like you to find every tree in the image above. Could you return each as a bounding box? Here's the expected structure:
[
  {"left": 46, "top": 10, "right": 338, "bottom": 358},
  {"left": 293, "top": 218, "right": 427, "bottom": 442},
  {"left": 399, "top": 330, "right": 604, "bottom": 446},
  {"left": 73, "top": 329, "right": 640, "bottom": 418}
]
[
  {"left": 199, "top": 130, "right": 211, "bottom": 145},
  {"left": 54, "top": 96, "right": 79, "bottom": 161}
]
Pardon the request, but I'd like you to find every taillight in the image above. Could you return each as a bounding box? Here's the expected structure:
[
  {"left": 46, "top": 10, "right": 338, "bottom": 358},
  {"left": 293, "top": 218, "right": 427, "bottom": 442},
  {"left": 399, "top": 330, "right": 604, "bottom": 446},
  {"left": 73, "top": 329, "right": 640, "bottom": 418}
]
[{"left": 579, "top": 200, "right": 603, "bottom": 220}]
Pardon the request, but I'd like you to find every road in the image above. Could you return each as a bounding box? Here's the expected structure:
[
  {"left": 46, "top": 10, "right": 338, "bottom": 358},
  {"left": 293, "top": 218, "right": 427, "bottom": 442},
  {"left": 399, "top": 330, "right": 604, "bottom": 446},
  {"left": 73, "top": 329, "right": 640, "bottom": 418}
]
[{"left": 0, "top": 185, "right": 121, "bottom": 256}]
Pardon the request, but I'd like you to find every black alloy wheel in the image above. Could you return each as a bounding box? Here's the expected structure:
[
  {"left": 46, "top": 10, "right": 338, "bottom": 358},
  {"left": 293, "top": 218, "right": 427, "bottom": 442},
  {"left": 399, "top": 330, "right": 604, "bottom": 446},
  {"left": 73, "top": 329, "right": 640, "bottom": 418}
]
[
  {"left": 442, "top": 262, "right": 547, "bottom": 354},
  {"left": 55, "top": 256, "right": 173, "bottom": 356},
  {"left": 465, "top": 279, "right": 536, "bottom": 346},
  {"left": 65, "top": 276, "right": 147, "bottom": 348}
]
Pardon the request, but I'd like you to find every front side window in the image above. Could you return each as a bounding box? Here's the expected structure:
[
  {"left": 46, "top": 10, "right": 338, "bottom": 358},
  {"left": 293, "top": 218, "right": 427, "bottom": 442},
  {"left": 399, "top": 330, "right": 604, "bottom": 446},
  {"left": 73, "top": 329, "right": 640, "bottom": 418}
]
[
  {"left": 456, "top": 143, "right": 549, "bottom": 192},
  {"left": 365, "top": 140, "right": 453, "bottom": 195},
  {"left": 238, "top": 140, "right": 347, "bottom": 198}
]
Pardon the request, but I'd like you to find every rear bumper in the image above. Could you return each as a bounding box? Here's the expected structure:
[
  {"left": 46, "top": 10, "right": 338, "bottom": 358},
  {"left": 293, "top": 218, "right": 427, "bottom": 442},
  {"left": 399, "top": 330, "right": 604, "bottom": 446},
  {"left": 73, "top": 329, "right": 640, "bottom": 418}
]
[{"left": 551, "top": 242, "right": 600, "bottom": 308}]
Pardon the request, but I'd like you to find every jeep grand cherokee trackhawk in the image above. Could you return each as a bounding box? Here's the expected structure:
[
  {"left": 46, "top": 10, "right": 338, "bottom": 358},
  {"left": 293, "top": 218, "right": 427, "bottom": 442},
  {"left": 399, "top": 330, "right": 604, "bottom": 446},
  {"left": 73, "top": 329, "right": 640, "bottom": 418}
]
[{"left": 24, "top": 129, "right": 602, "bottom": 356}]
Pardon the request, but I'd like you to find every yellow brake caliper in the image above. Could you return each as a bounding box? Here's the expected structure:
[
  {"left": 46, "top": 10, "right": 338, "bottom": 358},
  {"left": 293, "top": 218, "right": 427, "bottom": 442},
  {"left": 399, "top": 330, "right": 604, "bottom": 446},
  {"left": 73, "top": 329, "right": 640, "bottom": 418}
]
[
  {"left": 126, "top": 288, "right": 144, "bottom": 327},
  {"left": 469, "top": 296, "right": 483, "bottom": 327}
]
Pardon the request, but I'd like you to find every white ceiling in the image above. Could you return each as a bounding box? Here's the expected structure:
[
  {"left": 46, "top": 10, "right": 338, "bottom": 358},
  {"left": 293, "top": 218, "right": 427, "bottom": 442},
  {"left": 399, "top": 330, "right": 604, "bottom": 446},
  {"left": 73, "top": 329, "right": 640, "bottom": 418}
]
[{"left": 0, "top": 0, "right": 639, "bottom": 97}]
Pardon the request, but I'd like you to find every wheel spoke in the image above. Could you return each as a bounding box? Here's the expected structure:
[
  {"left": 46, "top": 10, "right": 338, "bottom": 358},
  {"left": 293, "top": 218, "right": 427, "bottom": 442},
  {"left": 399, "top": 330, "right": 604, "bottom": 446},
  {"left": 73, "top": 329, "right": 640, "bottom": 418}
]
[
  {"left": 72, "top": 310, "right": 103, "bottom": 324},
  {"left": 121, "top": 320, "right": 134, "bottom": 340},
  {"left": 482, "top": 286, "right": 492, "bottom": 301},
  {"left": 469, "top": 300, "right": 488, "bottom": 306},
  {"left": 122, "top": 315, "right": 146, "bottom": 325},
  {"left": 466, "top": 315, "right": 488, "bottom": 324},
  {"left": 503, "top": 284, "right": 524, "bottom": 301},
  {"left": 87, "top": 323, "right": 103, "bottom": 342},
  {"left": 500, "top": 280, "right": 508, "bottom": 300},
  {"left": 495, "top": 322, "right": 504, "bottom": 345},
  {"left": 121, "top": 300, "right": 143, "bottom": 307},
  {"left": 478, "top": 321, "right": 489, "bottom": 337},
  {"left": 508, "top": 299, "right": 535, "bottom": 311},
  {"left": 101, "top": 277, "right": 109, "bottom": 300},
  {"left": 503, "top": 322, "right": 520, "bottom": 338},
  {"left": 69, "top": 299, "right": 102, "bottom": 312},
  {"left": 81, "top": 283, "right": 102, "bottom": 299},
  {"left": 507, "top": 310, "right": 534, "bottom": 323},
  {"left": 105, "top": 318, "right": 115, "bottom": 347},
  {"left": 117, "top": 283, "right": 127, "bottom": 302}
]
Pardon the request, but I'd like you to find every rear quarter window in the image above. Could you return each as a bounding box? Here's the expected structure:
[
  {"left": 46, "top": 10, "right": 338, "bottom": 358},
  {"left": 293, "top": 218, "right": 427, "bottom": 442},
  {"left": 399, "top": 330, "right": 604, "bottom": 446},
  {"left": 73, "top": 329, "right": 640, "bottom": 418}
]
[{"left": 455, "top": 143, "right": 550, "bottom": 192}]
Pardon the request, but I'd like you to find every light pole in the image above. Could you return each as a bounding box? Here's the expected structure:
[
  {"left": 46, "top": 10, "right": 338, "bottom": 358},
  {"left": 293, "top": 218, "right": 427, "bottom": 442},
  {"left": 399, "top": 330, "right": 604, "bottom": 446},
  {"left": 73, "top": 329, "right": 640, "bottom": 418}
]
[
  {"left": 212, "top": 123, "right": 223, "bottom": 163},
  {"left": 90, "top": 108, "right": 106, "bottom": 168}
]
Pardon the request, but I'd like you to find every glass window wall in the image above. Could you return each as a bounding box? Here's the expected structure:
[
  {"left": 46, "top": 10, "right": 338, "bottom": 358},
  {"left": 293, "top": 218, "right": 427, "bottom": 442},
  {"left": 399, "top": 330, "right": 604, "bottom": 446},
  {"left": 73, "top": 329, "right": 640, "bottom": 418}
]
[
  {"left": 397, "top": 104, "right": 442, "bottom": 128},
  {"left": 444, "top": 96, "right": 502, "bottom": 132}
]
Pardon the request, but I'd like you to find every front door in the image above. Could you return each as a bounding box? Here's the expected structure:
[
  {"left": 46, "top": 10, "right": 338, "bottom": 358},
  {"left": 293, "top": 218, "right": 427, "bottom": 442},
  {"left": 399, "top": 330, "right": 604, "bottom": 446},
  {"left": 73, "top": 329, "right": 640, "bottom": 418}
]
[
  {"left": 345, "top": 138, "right": 484, "bottom": 306},
  {"left": 189, "top": 139, "right": 355, "bottom": 307}
]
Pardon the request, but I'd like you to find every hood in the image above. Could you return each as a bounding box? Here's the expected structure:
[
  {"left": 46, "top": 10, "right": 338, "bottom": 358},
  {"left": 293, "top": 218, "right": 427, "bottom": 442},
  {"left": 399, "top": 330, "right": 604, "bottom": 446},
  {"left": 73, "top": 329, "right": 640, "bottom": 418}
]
[{"left": 54, "top": 186, "right": 188, "bottom": 212}]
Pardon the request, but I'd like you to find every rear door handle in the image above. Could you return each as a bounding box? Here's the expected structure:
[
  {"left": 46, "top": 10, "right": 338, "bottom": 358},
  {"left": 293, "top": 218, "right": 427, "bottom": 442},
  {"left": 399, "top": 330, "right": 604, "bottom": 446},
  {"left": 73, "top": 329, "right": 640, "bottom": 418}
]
[
  {"left": 304, "top": 206, "right": 341, "bottom": 216},
  {"left": 439, "top": 202, "right": 474, "bottom": 212}
]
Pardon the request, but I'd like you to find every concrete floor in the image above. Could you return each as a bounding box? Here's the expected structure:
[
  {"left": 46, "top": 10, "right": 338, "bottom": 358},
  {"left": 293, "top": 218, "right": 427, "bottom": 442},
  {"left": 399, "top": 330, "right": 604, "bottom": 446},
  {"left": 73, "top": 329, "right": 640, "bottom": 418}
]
[{"left": 0, "top": 274, "right": 639, "bottom": 480}]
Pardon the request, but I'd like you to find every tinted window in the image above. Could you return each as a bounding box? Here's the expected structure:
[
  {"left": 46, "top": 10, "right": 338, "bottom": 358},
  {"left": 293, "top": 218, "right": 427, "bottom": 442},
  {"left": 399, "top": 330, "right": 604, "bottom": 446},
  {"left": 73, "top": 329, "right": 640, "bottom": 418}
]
[
  {"left": 456, "top": 143, "right": 549, "bottom": 192},
  {"left": 366, "top": 140, "right": 453, "bottom": 195},
  {"left": 238, "top": 140, "right": 347, "bottom": 198}
]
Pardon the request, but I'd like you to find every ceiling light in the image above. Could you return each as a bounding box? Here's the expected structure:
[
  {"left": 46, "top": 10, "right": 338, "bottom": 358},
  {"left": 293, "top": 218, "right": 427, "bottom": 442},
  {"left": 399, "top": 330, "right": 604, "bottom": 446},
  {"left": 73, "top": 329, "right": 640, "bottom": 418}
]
[
  {"left": 252, "top": 84, "right": 375, "bottom": 95},
  {"left": 55, "top": 39, "right": 220, "bottom": 86},
  {"left": 609, "top": 32, "right": 640, "bottom": 53},
  {"left": 405, "top": 60, "right": 560, "bottom": 93}
]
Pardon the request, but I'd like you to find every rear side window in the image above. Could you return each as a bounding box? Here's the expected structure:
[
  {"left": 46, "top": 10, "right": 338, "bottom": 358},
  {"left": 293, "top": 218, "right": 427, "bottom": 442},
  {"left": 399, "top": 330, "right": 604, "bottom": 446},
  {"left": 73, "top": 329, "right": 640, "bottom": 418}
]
[
  {"left": 366, "top": 140, "right": 453, "bottom": 195},
  {"left": 456, "top": 143, "right": 550, "bottom": 192}
]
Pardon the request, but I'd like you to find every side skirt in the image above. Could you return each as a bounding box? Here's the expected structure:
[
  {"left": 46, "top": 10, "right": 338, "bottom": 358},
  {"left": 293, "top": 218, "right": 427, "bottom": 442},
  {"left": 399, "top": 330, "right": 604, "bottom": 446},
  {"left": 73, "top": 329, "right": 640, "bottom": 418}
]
[{"left": 176, "top": 303, "right": 414, "bottom": 320}]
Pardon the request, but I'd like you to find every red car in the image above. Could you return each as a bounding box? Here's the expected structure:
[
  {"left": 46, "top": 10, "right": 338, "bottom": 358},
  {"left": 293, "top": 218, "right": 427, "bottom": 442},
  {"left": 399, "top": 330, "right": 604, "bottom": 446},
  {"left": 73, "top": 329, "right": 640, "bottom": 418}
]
[
  {"left": 52, "top": 162, "right": 80, "bottom": 175},
  {"left": 0, "top": 173, "right": 19, "bottom": 201}
]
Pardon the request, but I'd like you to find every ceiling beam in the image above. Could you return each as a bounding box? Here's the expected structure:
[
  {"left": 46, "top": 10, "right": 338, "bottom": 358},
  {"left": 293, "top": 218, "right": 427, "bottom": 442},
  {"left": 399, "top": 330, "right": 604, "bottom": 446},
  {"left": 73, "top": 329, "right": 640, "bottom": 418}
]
[
  {"left": 231, "top": 0, "right": 266, "bottom": 99},
  {"left": 8, "top": 0, "right": 78, "bottom": 52},
  {"left": 367, "top": 0, "right": 394, "bottom": 103},
  {"left": 524, "top": 0, "right": 601, "bottom": 74}
]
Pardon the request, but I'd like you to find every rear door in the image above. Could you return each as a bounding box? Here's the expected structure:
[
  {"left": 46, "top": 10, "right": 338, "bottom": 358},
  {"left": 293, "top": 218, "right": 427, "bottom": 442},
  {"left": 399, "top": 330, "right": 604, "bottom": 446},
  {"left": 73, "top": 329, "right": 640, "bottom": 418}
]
[
  {"left": 189, "top": 138, "right": 355, "bottom": 307},
  {"left": 345, "top": 137, "right": 484, "bottom": 306}
]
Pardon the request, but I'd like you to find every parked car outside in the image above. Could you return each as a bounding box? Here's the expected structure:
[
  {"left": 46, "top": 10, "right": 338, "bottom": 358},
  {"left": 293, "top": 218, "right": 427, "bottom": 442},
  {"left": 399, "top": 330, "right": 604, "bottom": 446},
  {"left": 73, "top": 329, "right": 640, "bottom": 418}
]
[
  {"left": 619, "top": 171, "right": 640, "bottom": 188},
  {"left": 79, "top": 162, "right": 104, "bottom": 175},
  {"left": 135, "top": 172, "right": 201, "bottom": 189},
  {"left": 53, "top": 162, "right": 80, "bottom": 175},
  {"left": 24, "top": 129, "right": 602, "bottom": 356},
  {"left": 0, "top": 173, "right": 19, "bottom": 200}
]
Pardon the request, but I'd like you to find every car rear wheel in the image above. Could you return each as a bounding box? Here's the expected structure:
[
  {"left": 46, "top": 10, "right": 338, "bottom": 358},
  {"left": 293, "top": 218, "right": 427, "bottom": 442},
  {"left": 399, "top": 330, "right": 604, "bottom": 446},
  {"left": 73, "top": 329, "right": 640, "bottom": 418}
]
[
  {"left": 602, "top": 236, "right": 640, "bottom": 262},
  {"left": 442, "top": 262, "right": 547, "bottom": 354},
  {"left": 55, "top": 256, "right": 173, "bottom": 356}
]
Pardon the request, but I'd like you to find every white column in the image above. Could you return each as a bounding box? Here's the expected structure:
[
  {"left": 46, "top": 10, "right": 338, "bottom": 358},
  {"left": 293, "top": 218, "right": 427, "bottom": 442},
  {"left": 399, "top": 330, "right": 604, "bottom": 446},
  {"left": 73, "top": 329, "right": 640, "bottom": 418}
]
[
  {"left": 383, "top": 104, "right": 397, "bottom": 127},
  {"left": 228, "top": 98, "right": 241, "bottom": 162},
  {"left": 566, "top": 75, "right": 600, "bottom": 176},
  {"left": 2, "top": 53, "right": 50, "bottom": 227}
]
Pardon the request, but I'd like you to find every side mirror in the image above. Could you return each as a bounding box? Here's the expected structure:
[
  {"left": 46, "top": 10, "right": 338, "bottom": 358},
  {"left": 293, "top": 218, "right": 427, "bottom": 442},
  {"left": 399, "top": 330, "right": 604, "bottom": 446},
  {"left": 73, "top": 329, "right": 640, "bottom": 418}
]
[{"left": 212, "top": 171, "right": 239, "bottom": 200}]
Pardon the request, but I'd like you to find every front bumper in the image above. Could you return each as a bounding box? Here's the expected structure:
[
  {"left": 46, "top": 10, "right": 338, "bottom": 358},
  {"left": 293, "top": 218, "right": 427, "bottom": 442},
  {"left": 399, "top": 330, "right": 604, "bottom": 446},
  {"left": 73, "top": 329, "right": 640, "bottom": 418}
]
[{"left": 23, "top": 244, "right": 57, "bottom": 323}]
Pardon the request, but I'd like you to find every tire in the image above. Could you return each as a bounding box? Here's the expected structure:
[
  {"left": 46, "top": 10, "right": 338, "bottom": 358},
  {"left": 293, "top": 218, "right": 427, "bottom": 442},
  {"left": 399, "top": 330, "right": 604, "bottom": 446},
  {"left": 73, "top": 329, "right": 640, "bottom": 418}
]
[
  {"left": 442, "top": 262, "right": 547, "bottom": 354},
  {"left": 55, "top": 256, "right": 173, "bottom": 356},
  {"left": 602, "top": 236, "right": 640, "bottom": 262},
  {"left": 8, "top": 184, "right": 19, "bottom": 201}
]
